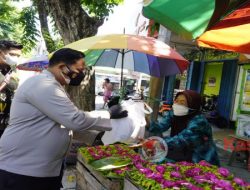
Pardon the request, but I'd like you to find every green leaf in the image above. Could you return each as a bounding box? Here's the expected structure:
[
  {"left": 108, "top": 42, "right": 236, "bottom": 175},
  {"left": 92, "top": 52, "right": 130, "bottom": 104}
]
[
  {"left": 90, "top": 156, "right": 131, "bottom": 171},
  {"left": 19, "top": 6, "right": 40, "bottom": 52},
  {"left": 80, "top": 0, "right": 123, "bottom": 19},
  {"left": 106, "top": 171, "right": 124, "bottom": 179}
]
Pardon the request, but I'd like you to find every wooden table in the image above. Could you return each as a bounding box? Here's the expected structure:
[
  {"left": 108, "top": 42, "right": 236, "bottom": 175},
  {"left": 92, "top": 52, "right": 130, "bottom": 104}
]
[
  {"left": 227, "top": 135, "right": 250, "bottom": 171},
  {"left": 123, "top": 177, "right": 143, "bottom": 190},
  {"left": 76, "top": 152, "right": 123, "bottom": 190},
  {"left": 76, "top": 151, "right": 144, "bottom": 190}
]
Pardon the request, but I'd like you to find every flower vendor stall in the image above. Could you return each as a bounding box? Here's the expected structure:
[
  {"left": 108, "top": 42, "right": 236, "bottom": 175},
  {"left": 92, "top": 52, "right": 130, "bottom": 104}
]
[{"left": 76, "top": 144, "right": 250, "bottom": 190}]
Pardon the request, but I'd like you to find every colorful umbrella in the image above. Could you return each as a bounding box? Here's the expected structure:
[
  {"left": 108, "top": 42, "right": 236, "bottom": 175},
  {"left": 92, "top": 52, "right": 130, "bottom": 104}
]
[
  {"left": 17, "top": 55, "right": 49, "bottom": 71},
  {"left": 197, "top": 2, "right": 250, "bottom": 54},
  {"left": 64, "top": 34, "right": 189, "bottom": 86},
  {"left": 142, "top": 0, "right": 250, "bottom": 54}
]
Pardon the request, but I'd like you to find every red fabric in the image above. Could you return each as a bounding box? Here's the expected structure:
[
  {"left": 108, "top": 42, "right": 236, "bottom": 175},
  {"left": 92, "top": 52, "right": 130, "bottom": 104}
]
[{"left": 211, "top": 1, "right": 250, "bottom": 30}]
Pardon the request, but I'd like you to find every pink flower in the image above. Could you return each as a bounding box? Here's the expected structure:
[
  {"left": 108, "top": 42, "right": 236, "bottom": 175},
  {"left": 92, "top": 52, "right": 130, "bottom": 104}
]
[
  {"left": 103, "top": 152, "right": 112, "bottom": 157},
  {"left": 175, "top": 166, "right": 181, "bottom": 171},
  {"left": 213, "top": 179, "right": 233, "bottom": 190},
  {"left": 193, "top": 175, "right": 210, "bottom": 184},
  {"left": 156, "top": 165, "right": 165, "bottom": 174},
  {"left": 175, "top": 180, "right": 188, "bottom": 186},
  {"left": 106, "top": 147, "right": 112, "bottom": 151},
  {"left": 134, "top": 162, "right": 143, "bottom": 169},
  {"left": 87, "top": 147, "right": 95, "bottom": 153},
  {"left": 182, "top": 182, "right": 203, "bottom": 190},
  {"left": 139, "top": 168, "right": 153, "bottom": 175},
  {"left": 170, "top": 171, "right": 182, "bottom": 179},
  {"left": 233, "top": 177, "right": 246, "bottom": 186},
  {"left": 114, "top": 144, "right": 123, "bottom": 151},
  {"left": 114, "top": 169, "right": 123, "bottom": 174},
  {"left": 185, "top": 168, "right": 202, "bottom": 177},
  {"left": 218, "top": 167, "right": 230, "bottom": 177},
  {"left": 178, "top": 161, "right": 194, "bottom": 166},
  {"left": 218, "top": 168, "right": 230, "bottom": 177},
  {"left": 146, "top": 173, "right": 163, "bottom": 183},
  {"left": 198, "top": 160, "right": 211, "bottom": 167},
  {"left": 165, "top": 163, "right": 176, "bottom": 167},
  {"left": 204, "top": 172, "right": 217, "bottom": 181},
  {"left": 161, "top": 180, "right": 176, "bottom": 188},
  {"left": 95, "top": 146, "right": 101, "bottom": 149},
  {"left": 92, "top": 155, "right": 102, "bottom": 160},
  {"left": 131, "top": 155, "right": 140, "bottom": 159},
  {"left": 88, "top": 151, "right": 96, "bottom": 157}
]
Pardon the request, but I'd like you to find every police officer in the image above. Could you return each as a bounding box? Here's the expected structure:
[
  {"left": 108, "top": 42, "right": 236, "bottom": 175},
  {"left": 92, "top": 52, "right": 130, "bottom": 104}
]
[{"left": 0, "top": 40, "right": 23, "bottom": 137}]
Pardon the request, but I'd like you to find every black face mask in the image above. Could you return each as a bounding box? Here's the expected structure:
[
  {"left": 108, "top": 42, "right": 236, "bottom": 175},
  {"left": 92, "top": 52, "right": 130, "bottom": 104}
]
[{"left": 69, "top": 71, "right": 85, "bottom": 86}]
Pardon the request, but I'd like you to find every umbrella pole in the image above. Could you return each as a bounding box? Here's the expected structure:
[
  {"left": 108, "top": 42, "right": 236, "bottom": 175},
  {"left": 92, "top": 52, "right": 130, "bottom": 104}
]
[
  {"left": 121, "top": 27, "right": 125, "bottom": 87},
  {"left": 120, "top": 49, "right": 125, "bottom": 88}
]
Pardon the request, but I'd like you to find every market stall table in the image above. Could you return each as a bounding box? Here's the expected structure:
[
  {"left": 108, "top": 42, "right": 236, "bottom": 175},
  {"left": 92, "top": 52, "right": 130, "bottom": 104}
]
[
  {"left": 76, "top": 152, "right": 123, "bottom": 190},
  {"left": 76, "top": 144, "right": 250, "bottom": 190},
  {"left": 228, "top": 134, "right": 250, "bottom": 172}
]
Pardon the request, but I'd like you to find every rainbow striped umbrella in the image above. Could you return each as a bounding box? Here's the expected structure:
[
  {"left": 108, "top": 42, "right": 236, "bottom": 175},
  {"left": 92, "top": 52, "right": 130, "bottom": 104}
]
[
  {"left": 65, "top": 34, "right": 189, "bottom": 86},
  {"left": 143, "top": 0, "right": 250, "bottom": 54}
]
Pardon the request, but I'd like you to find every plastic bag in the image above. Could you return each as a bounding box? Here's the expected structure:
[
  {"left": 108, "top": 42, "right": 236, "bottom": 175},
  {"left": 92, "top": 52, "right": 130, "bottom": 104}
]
[
  {"left": 102, "top": 117, "right": 134, "bottom": 145},
  {"left": 121, "top": 99, "right": 152, "bottom": 142},
  {"left": 102, "top": 100, "right": 152, "bottom": 144}
]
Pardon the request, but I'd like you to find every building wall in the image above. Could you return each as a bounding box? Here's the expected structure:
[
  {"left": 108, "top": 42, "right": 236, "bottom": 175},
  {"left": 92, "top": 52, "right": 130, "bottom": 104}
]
[
  {"left": 187, "top": 60, "right": 238, "bottom": 122},
  {"left": 202, "top": 62, "right": 223, "bottom": 96},
  {"left": 217, "top": 60, "right": 238, "bottom": 121}
]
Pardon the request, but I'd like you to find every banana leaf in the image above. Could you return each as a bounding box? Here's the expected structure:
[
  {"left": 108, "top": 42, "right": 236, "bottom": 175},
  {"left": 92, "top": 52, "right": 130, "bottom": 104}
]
[{"left": 90, "top": 156, "right": 131, "bottom": 171}]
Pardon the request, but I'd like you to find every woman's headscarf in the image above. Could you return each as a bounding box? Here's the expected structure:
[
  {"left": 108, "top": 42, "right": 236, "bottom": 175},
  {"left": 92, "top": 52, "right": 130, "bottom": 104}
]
[{"left": 170, "top": 90, "right": 202, "bottom": 137}]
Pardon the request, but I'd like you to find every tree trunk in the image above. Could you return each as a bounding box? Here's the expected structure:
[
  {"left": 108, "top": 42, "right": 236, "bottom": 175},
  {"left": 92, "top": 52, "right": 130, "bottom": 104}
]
[
  {"left": 46, "top": 0, "right": 104, "bottom": 111},
  {"left": 35, "top": 0, "right": 56, "bottom": 53},
  {"left": 46, "top": 0, "right": 103, "bottom": 44}
]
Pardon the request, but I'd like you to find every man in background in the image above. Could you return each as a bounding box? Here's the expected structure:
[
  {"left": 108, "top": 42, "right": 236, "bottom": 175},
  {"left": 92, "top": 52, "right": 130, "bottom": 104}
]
[{"left": 0, "top": 40, "right": 23, "bottom": 137}]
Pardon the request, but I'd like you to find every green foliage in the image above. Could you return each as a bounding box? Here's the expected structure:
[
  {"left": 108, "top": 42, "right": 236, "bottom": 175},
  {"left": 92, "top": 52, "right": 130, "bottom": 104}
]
[
  {"left": 184, "top": 48, "right": 239, "bottom": 61},
  {"left": 203, "top": 49, "right": 239, "bottom": 61},
  {"left": 41, "top": 29, "right": 55, "bottom": 53},
  {"left": 0, "top": 22, "right": 14, "bottom": 38},
  {"left": 0, "top": 0, "right": 16, "bottom": 38},
  {"left": 183, "top": 49, "right": 201, "bottom": 61},
  {"left": 81, "top": 0, "right": 123, "bottom": 19},
  {"left": 1, "top": 0, "right": 124, "bottom": 53},
  {"left": 46, "top": 18, "right": 65, "bottom": 52},
  {"left": 53, "top": 38, "right": 64, "bottom": 51},
  {"left": 19, "top": 6, "right": 40, "bottom": 52},
  {"left": 0, "top": 1, "right": 40, "bottom": 53}
]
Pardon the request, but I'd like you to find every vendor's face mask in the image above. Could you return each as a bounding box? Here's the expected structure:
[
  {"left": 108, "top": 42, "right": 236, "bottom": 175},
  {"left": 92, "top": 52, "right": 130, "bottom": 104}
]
[
  {"left": 172, "top": 103, "right": 189, "bottom": 116},
  {"left": 62, "top": 65, "right": 85, "bottom": 86}
]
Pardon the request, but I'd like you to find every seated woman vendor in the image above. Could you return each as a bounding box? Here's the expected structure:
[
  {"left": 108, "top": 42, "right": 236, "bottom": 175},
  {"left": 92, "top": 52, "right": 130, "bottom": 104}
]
[{"left": 149, "top": 90, "right": 220, "bottom": 166}]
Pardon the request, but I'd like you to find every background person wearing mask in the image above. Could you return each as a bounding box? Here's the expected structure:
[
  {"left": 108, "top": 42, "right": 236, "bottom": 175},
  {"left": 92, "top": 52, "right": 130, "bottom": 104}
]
[
  {"left": 0, "top": 48, "right": 111, "bottom": 190},
  {"left": 0, "top": 40, "right": 23, "bottom": 137},
  {"left": 149, "top": 90, "right": 220, "bottom": 166}
]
